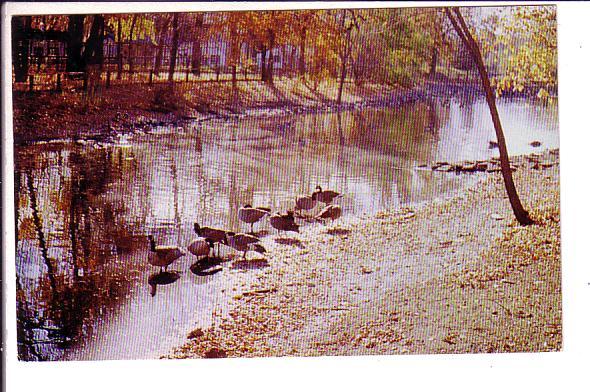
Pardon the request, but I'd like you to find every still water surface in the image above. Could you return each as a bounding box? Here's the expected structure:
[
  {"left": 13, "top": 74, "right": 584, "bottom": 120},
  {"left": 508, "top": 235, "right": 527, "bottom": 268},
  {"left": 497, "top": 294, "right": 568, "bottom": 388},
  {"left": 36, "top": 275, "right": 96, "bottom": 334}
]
[{"left": 15, "top": 94, "right": 558, "bottom": 360}]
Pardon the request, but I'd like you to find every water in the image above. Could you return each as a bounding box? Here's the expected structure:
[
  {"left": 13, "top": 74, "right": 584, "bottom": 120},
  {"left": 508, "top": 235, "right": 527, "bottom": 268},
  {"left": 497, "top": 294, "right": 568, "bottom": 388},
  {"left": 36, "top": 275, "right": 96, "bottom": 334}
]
[{"left": 14, "top": 94, "right": 558, "bottom": 361}]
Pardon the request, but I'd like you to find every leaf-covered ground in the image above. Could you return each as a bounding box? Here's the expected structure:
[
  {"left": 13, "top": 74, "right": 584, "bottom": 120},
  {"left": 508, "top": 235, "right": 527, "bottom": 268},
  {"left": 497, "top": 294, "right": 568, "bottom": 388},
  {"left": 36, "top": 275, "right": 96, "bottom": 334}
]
[
  {"left": 12, "top": 78, "right": 402, "bottom": 144},
  {"left": 166, "top": 150, "right": 561, "bottom": 359}
]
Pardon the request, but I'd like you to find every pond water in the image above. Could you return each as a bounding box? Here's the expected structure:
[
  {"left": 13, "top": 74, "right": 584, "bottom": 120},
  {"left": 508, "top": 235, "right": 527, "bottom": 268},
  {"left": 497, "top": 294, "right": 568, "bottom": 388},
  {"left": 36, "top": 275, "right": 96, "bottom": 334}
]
[{"left": 14, "top": 92, "right": 558, "bottom": 361}]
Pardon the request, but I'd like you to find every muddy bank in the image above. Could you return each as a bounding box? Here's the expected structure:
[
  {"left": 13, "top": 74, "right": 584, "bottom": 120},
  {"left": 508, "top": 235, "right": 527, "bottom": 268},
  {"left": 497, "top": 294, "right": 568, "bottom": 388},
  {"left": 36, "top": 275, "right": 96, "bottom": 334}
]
[
  {"left": 12, "top": 79, "right": 427, "bottom": 145},
  {"left": 166, "top": 149, "right": 560, "bottom": 359}
]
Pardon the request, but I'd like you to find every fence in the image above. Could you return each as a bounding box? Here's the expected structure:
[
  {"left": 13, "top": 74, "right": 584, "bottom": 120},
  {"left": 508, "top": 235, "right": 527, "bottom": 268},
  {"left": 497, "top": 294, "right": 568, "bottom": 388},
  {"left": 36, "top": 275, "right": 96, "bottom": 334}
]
[{"left": 13, "top": 37, "right": 301, "bottom": 93}]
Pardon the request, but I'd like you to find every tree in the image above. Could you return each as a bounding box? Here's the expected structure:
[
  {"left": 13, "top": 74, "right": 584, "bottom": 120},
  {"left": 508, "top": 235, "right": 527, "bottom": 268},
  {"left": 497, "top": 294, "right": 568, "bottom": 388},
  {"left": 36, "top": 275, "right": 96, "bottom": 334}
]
[
  {"left": 12, "top": 16, "right": 32, "bottom": 82},
  {"left": 127, "top": 14, "right": 138, "bottom": 75},
  {"left": 66, "top": 15, "right": 85, "bottom": 73},
  {"left": 446, "top": 7, "right": 533, "bottom": 225},
  {"left": 284, "top": 10, "right": 318, "bottom": 77},
  {"left": 116, "top": 16, "right": 123, "bottom": 79},
  {"left": 168, "top": 13, "right": 180, "bottom": 82},
  {"left": 190, "top": 13, "right": 205, "bottom": 76},
  {"left": 153, "top": 14, "right": 171, "bottom": 76},
  {"left": 483, "top": 6, "right": 557, "bottom": 99},
  {"left": 239, "top": 11, "right": 289, "bottom": 84},
  {"left": 331, "top": 10, "right": 363, "bottom": 105},
  {"left": 83, "top": 15, "right": 105, "bottom": 67}
]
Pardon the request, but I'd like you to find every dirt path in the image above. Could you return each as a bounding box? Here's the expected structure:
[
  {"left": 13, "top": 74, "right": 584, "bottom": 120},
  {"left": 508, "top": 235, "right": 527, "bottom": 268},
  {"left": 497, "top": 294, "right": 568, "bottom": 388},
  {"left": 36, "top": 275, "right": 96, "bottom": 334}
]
[{"left": 166, "top": 149, "right": 561, "bottom": 358}]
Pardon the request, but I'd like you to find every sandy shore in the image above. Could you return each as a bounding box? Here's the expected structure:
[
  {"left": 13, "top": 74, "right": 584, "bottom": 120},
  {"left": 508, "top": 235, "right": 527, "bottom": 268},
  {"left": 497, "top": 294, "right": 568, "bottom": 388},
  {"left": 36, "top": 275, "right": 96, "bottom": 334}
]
[{"left": 166, "top": 149, "right": 561, "bottom": 359}]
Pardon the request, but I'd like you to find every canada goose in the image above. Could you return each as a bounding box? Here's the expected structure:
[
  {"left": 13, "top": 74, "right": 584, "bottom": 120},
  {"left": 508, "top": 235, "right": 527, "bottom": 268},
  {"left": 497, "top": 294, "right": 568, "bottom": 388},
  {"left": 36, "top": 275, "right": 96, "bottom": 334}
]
[
  {"left": 295, "top": 194, "right": 317, "bottom": 215},
  {"left": 224, "top": 231, "right": 266, "bottom": 260},
  {"left": 270, "top": 211, "right": 300, "bottom": 236},
  {"left": 316, "top": 204, "right": 342, "bottom": 223},
  {"left": 312, "top": 186, "right": 341, "bottom": 205},
  {"left": 194, "top": 223, "right": 226, "bottom": 256},
  {"left": 187, "top": 237, "right": 214, "bottom": 261},
  {"left": 147, "top": 235, "right": 185, "bottom": 272},
  {"left": 238, "top": 204, "right": 271, "bottom": 233}
]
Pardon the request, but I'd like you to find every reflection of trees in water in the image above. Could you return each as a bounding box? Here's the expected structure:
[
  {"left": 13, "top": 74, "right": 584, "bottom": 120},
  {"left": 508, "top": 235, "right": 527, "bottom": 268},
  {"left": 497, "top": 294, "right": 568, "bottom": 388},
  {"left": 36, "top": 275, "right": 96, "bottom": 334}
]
[
  {"left": 16, "top": 274, "right": 42, "bottom": 361},
  {"left": 345, "top": 105, "right": 442, "bottom": 205},
  {"left": 334, "top": 112, "right": 348, "bottom": 195},
  {"left": 16, "top": 145, "right": 136, "bottom": 361},
  {"left": 25, "top": 170, "right": 57, "bottom": 295},
  {"left": 457, "top": 88, "right": 476, "bottom": 131}
]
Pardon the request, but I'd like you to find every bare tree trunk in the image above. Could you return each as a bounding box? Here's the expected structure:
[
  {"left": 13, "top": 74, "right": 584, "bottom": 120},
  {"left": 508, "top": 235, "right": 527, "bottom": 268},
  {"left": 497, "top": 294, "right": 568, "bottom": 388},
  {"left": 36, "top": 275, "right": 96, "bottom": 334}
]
[
  {"left": 83, "top": 15, "right": 105, "bottom": 67},
  {"left": 429, "top": 46, "right": 438, "bottom": 80},
  {"left": 128, "top": 14, "right": 137, "bottom": 75},
  {"left": 154, "top": 16, "right": 170, "bottom": 76},
  {"left": 298, "top": 27, "right": 306, "bottom": 76},
  {"left": 116, "top": 17, "right": 123, "bottom": 79},
  {"left": 446, "top": 8, "right": 532, "bottom": 225},
  {"left": 229, "top": 20, "right": 239, "bottom": 95},
  {"left": 191, "top": 13, "right": 204, "bottom": 76},
  {"left": 337, "top": 57, "right": 346, "bottom": 105},
  {"left": 12, "top": 16, "right": 32, "bottom": 82},
  {"left": 336, "top": 11, "right": 351, "bottom": 106},
  {"left": 266, "top": 29, "right": 275, "bottom": 85},
  {"left": 83, "top": 15, "right": 105, "bottom": 93},
  {"left": 66, "top": 15, "right": 85, "bottom": 73},
  {"left": 260, "top": 45, "right": 267, "bottom": 81},
  {"left": 168, "top": 13, "right": 179, "bottom": 82}
]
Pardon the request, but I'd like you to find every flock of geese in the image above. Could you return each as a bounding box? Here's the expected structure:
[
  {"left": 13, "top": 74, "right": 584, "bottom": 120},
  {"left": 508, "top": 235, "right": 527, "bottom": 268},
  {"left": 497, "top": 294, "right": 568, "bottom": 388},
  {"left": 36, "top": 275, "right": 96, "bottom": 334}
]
[{"left": 147, "top": 185, "right": 343, "bottom": 273}]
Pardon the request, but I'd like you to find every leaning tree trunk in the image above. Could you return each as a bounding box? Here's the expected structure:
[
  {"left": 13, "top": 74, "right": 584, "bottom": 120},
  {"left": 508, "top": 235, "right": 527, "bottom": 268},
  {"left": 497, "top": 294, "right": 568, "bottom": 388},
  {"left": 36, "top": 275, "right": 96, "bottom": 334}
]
[
  {"left": 168, "top": 13, "right": 179, "bottom": 83},
  {"left": 446, "top": 8, "right": 533, "bottom": 225}
]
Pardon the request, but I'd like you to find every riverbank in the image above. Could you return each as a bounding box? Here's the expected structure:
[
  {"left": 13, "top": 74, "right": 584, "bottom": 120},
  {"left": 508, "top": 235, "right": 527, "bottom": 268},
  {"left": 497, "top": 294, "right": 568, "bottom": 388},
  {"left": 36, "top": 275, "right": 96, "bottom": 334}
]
[
  {"left": 12, "top": 77, "right": 419, "bottom": 145},
  {"left": 166, "top": 149, "right": 560, "bottom": 358}
]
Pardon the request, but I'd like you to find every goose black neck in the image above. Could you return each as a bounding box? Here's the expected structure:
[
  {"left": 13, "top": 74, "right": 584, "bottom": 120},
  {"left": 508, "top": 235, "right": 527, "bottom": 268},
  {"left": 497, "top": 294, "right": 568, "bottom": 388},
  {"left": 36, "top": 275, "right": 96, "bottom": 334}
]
[{"left": 148, "top": 235, "right": 157, "bottom": 252}]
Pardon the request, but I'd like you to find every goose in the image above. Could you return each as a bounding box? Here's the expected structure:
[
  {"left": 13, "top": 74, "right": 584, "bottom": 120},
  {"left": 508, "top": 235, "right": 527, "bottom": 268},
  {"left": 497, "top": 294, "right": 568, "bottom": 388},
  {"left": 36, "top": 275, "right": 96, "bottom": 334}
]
[
  {"left": 294, "top": 194, "right": 317, "bottom": 216},
  {"left": 269, "top": 211, "right": 300, "bottom": 236},
  {"left": 316, "top": 204, "right": 342, "bottom": 223},
  {"left": 238, "top": 204, "right": 271, "bottom": 233},
  {"left": 147, "top": 235, "right": 185, "bottom": 272},
  {"left": 194, "top": 223, "right": 226, "bottom": 256},
  {"left": 187, "top": 237, "right": 214, "bottom": 261},
  {"left": 224, "top": 231, "right": 266, "bottom": 260},
  {"left": 312, "top": 185, "right": 342, "bottom": 205}
]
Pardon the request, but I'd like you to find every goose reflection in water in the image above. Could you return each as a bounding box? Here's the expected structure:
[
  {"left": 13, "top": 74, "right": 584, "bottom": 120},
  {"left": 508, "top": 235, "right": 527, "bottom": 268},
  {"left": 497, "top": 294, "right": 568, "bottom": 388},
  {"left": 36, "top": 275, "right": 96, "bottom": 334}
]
[
  {"left": 147, "top": 271, "right": 181, "bottom": 297},
  {"left": 190, "top": 257, "right": 224, "bottom": 276}
]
